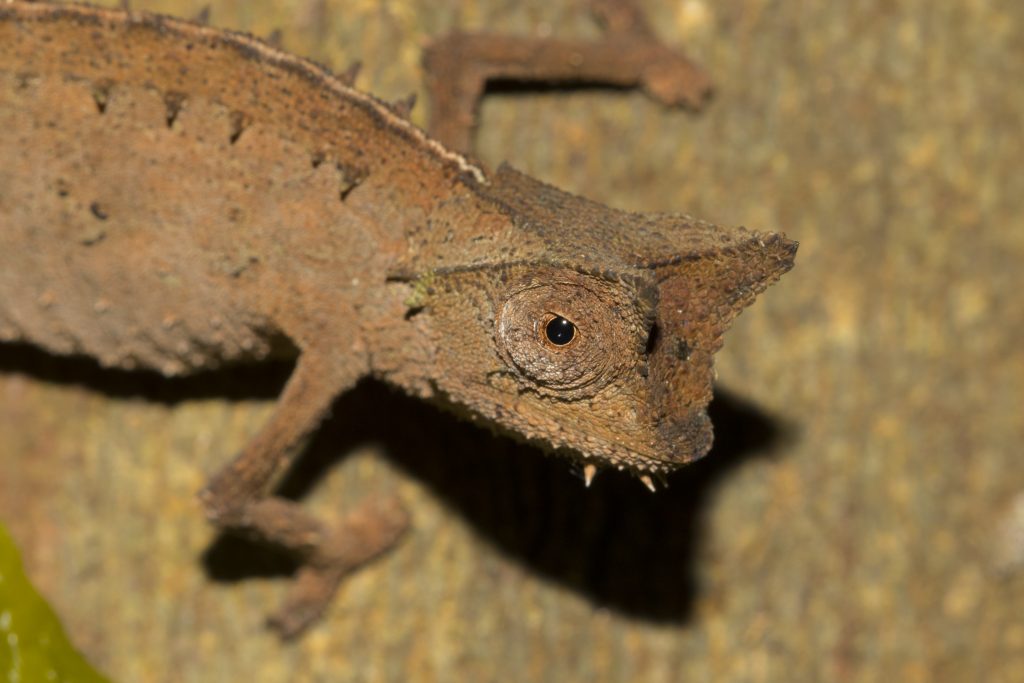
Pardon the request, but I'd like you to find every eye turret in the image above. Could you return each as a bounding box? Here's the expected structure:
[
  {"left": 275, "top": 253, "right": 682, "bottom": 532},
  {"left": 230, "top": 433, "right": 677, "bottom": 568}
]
[{"left": 495, "top": 274, "right": 643, "bottom": 399}]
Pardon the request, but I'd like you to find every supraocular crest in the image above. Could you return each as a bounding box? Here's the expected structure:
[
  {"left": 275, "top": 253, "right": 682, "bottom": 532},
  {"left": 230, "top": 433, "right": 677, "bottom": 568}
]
[{"left": 495, "top": 272, "right": 645, "bottom": 398}]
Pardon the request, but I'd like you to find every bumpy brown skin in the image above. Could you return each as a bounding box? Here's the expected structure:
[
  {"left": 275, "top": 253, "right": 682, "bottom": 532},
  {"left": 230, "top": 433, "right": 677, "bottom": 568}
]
[{"left": 0, "top": 1, "right": 795, "bottom": 636}]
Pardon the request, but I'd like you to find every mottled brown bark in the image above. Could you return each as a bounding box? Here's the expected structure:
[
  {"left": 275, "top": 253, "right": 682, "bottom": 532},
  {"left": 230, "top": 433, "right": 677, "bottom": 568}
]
[{"left": 2, "top": 1, "right": 1023, "bottom": 682}]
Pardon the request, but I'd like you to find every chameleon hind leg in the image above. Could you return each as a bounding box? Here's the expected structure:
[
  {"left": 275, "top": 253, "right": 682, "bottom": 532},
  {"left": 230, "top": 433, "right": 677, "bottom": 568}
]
[
  {"left": 199, "top": 348, "right": 409, "bottom": 638},
  {"left": 422, "top": 0, "right": 713, "bottom": 152}
]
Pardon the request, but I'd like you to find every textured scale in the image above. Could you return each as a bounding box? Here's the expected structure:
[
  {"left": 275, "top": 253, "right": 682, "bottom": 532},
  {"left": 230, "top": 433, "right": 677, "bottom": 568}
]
[{"left": 0, "top": 3, "right": 478, "bottom": 382}]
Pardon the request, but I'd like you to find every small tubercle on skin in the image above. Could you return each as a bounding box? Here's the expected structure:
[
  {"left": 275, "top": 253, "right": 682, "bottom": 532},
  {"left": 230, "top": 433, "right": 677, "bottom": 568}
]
[
  {"left": 91, "top": 81, "right": 111, "bottom": 114},
  {"left": 639, "top": 474, "right": 656, "bottom": 493},
  {"left": 583, "top": 463, "right": 598, "bottom": 487},
  {"left": 229, "top": 110, "right": 250, "bottom": 145},
  {"left": 392, "top": 93, "right": 417, "bottom": 119},
  {"left": 164, "top": 92, "right": 185, "bottom": 128},
  {"left": 193, "top": 5, "right": 210, "bottom": 25},
  {"left": 340, "top": 61, "right": 361, "bottom": 87}
]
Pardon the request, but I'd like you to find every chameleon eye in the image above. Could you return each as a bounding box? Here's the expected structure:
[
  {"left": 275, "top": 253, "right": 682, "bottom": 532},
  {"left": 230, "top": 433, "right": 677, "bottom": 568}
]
[
  {"left": 544, "top": 315, "right": 576, "bottom": 346},
  {"left": 497, "top": 275, "right": 635, "bottom": 397}
]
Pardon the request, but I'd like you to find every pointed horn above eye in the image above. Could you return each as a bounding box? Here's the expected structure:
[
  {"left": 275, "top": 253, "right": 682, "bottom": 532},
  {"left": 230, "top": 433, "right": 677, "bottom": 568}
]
[
  {"left": 745, "top": 232, "right": 799, "bottom": 279},
  {"left": 718, "top": 232, "right": 798, "bottom": 311},
  {"left": 657, "top": 230, "right": 797, "bottom": 324}
]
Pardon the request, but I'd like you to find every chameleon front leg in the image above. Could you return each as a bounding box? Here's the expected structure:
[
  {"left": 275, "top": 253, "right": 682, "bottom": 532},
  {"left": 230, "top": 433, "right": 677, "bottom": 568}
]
[
  {"left": 198, "top": 349, "right": 409, "bottom": 638},
  {"left": 423, "top": 0, "right": 713, "bottom": 152}
]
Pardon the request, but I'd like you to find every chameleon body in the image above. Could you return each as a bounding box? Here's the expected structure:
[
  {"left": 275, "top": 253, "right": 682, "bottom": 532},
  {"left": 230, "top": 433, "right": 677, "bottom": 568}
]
[{"left": 0, "top": 1, "right": 795, "bottom": 636}]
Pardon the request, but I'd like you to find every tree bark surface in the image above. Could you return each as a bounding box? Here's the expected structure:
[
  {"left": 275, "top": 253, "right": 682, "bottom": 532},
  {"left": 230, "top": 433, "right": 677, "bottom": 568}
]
[{"left": 2, "top": 1, "right": 1023, "bottom": 681}]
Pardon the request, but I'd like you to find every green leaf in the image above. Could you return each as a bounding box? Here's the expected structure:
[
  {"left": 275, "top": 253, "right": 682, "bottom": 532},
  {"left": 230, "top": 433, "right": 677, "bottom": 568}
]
[{"left": 0, "top": 523, "right": 112, "bottom": 682}]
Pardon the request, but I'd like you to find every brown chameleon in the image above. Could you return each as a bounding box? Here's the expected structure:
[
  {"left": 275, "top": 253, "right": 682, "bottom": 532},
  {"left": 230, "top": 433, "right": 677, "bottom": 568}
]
[{"left": 0, "top": 0, "right": 796, "bottom": 636}]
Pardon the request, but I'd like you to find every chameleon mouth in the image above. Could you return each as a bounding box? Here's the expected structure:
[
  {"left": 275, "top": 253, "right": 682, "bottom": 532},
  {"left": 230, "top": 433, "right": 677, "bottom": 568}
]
[
  {"left": 573, "top": 452, "right": 679, "bottom": 491},
  {"left": 564, "top": 407, "right": 715, "bottom": 490},
  {"left": 565, "top": 424, "right": 712, "bottom": 493}
]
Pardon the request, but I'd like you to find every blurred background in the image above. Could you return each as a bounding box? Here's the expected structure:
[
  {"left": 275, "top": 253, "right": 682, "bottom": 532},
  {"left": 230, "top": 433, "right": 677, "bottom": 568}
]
[{"left": 1, "top": 0, "right": 1022, "bottom": 681}]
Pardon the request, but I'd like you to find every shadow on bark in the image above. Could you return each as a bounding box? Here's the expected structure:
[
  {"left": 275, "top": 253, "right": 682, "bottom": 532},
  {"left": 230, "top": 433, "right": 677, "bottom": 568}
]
[
  {"left": 0, "top": 342, "right": 794, "bottom": 625},
  {"left": 212, "top": 380, "right": 793, "bottom": 625},
  {"left": 0, "top": 341, "right": 292, "bottom": 402}
]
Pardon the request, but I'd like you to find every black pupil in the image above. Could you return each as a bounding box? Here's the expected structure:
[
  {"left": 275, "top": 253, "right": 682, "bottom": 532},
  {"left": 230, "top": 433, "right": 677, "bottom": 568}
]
[{"left": 545, "top": 316, "right": 575, "bottom": 345}]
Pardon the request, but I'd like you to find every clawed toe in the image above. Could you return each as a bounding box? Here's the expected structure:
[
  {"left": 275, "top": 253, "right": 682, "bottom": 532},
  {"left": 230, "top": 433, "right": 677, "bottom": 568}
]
[
  {"left": 267, "top": 564, "right": 346, "bottom": 639},
  {"left": 262, "top": 496, "right": 410, "bottom": 638}
]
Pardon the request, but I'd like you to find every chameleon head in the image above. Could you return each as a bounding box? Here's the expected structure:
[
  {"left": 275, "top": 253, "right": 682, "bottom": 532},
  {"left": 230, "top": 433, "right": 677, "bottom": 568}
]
[{"left": 399, "top": 165, "right": 796, "bottom": 477}]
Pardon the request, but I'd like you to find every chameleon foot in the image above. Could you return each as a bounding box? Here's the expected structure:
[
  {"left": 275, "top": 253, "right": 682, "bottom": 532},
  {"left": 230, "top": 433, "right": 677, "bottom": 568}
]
[
  {"left": 268, "top": 563, "right": 348, "bottom": 639},
  {"left": 266, "top": 496, "right": 410, "bottom": 638}
]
